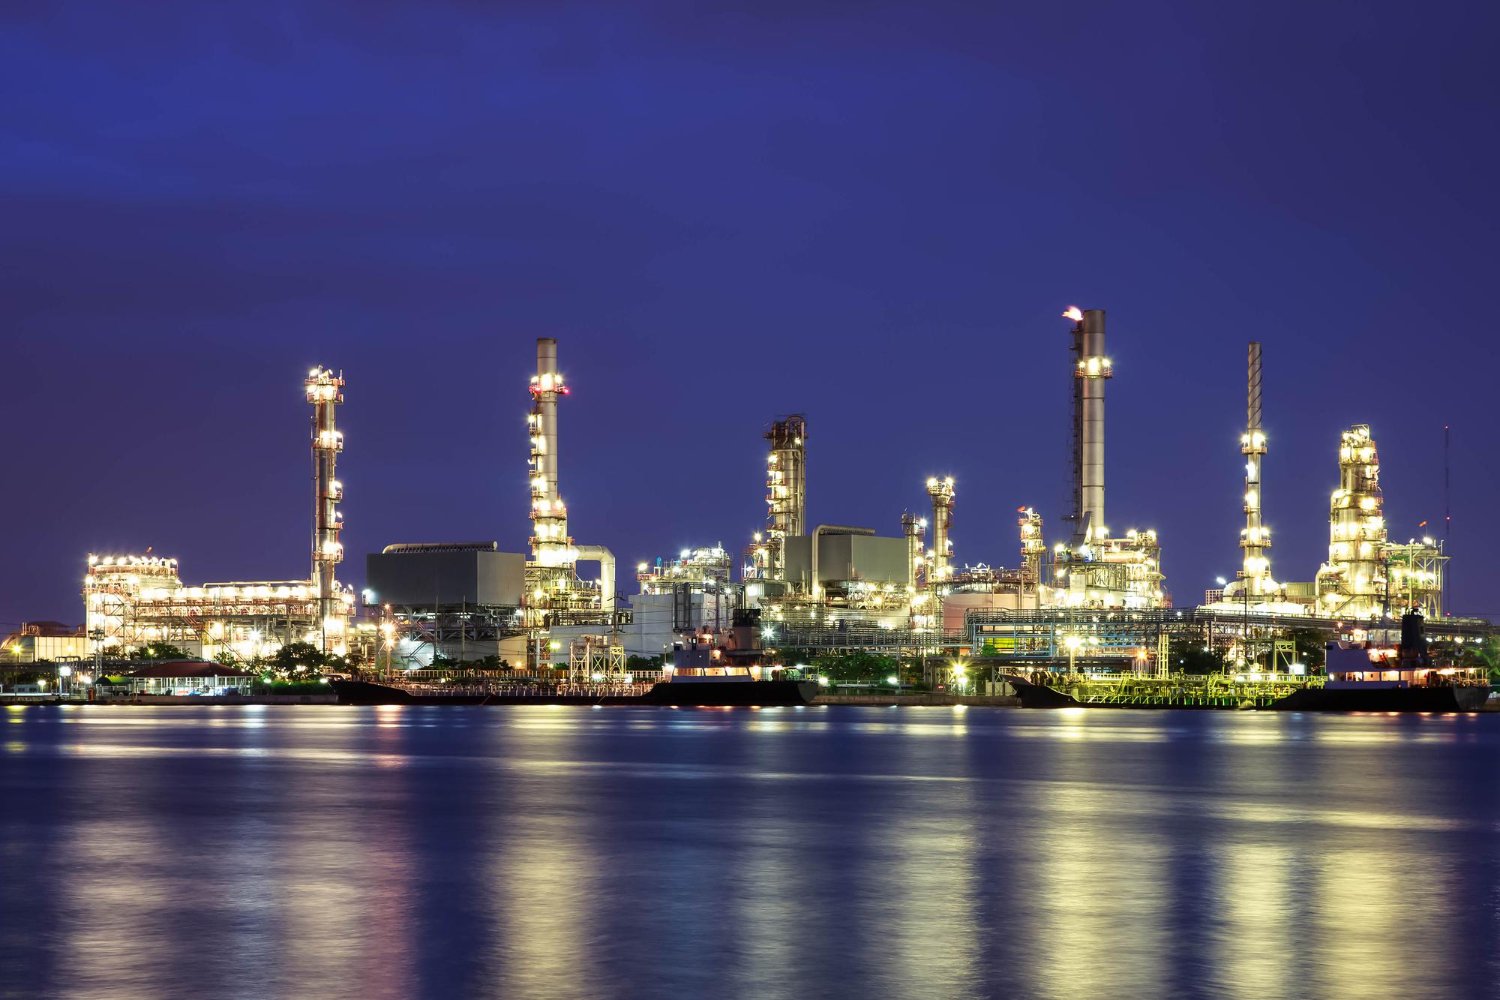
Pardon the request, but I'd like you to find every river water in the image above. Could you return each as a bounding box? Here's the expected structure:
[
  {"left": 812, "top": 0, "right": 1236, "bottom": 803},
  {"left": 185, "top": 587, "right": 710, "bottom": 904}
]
[{"left": 2, "top": 705, "right": 1498, "bottom": 1000}]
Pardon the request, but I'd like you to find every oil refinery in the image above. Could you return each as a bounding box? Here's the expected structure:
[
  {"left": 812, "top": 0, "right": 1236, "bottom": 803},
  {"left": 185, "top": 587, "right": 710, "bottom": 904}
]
[
  {"left": 80, "top": 367, "right": 358, "bottom": 664},
  {"left": 57, "top": 308, "right": 1491, "bottom": 681}
]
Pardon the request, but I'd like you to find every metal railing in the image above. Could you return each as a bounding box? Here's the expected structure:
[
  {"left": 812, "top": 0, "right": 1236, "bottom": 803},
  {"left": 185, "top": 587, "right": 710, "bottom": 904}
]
[
  {"left": 1017, "top": 671, "right": 1318, "bottom": 707},
  {"left": 383, "top": 680, "right": 657, "bottom": 699}
]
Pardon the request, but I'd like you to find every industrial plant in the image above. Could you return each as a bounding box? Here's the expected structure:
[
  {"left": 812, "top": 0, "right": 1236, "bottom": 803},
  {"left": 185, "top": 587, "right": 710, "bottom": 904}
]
[
  {"left": 80, "top": 367, "right": 357, "bottom": 665},
  {"left": 59, "top": 309, "right": 1490, "bottom": 684}
]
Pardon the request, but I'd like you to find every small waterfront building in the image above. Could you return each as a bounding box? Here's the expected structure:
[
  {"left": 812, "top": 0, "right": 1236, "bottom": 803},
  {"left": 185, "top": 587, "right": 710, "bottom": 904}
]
[
  {"left": 124, "top": 662, "right": 258, "bottom": 696},
  {"left": 3, "top": 621, "right": 88, "bottom": 664}
]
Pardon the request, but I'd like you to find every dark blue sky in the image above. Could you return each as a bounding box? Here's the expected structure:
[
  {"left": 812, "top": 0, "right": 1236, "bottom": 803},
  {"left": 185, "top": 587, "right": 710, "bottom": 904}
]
[{"left": 4, "top": 1, "right": 1499, "bottom": 626}]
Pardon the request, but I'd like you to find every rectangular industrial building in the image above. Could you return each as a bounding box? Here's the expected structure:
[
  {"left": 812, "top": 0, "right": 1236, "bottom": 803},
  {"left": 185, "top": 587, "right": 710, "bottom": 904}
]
[
  {"left": 783, "top": 531, "right": 908, "bottom": 590},
  {"left": 366, "top": 544, "right": 525, "bottom": 608}
]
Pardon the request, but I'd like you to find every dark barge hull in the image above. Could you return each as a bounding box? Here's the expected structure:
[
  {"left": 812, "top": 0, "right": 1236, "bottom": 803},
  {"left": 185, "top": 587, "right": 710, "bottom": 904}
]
[
  {"left": 330, "top": 679, "right": 819, "bottom": 707},
  {"left": 329, "top": 680, "right": 490, "bottom": 705},
  {"left": 1004, "top": 677, "right": 1082, "bottom": 708},
  {"left": 1271, "top": 685, "right": 1491, "bottom": 712},
  {"left": 643, "top": 680, "right": 820, "bottom": 707}
]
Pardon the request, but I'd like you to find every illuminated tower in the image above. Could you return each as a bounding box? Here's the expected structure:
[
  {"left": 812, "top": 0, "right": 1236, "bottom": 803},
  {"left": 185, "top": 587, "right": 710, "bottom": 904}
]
[
  {"left": 305, "top": 366, "right": 345, "bottom": 651},
  {"left": 1066, "top": 307, "right": 1111, "bottom": 544},
  {"left": 901, "top": 511, "right": 927, "bottom": 589},
  {"left": 764, "top": 415, "right": 806, "bottom": 581},
  {"left": 1316, "top": 425, "right": 1387, "bottom": 618},
  {"left": 926, "top": 476, "right": 955, "bottom": 585},
  {"left": 1239, "top": 342, "right": 1274, "bottom": 597},
  {"left": 1018, "top": 507, "right": 1045, "bottom": 596},
  {"left": 529, "top": 337, "right": 573, "bottom": 568}
]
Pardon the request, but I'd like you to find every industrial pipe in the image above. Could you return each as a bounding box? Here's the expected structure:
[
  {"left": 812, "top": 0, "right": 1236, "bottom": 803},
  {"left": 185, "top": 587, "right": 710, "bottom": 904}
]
[{"left": 574, "top": 544, "right": 616, "bottom": 614}]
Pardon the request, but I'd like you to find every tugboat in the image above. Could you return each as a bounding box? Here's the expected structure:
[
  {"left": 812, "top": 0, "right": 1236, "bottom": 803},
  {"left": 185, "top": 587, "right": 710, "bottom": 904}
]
[
  {"left": 645, "top": 610, "right": 819, "bottom": 707},
  {"left": 1272, "top": 609, "right": 1490, "bottom": 712},
  {"left": 644, "top": 671, "right": 818, "bottom": 706}
]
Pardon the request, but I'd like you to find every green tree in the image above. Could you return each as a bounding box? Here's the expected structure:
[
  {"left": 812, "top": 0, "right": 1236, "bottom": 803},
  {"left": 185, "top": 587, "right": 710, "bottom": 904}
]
[
  {"left": 1467, "top": 636, "right": 1500, "bottom": 683},
  {"left": 273, "top": 642, "right": 328, "bottom": 676},
  {"left": 1284, "top": 628, "right": 1328, "bottom": 671},
  {"left": 6, "top": 668, "right": 50, "bottom": 685},
  {"left": 1166, "top": 633, "right": 1225, "bottom": 675},
  {"left": 814, "top": 650, "right": 898, "bottom": 684},
  {"left": 137, "top": 641, "right": 189, "bottom": 660}
]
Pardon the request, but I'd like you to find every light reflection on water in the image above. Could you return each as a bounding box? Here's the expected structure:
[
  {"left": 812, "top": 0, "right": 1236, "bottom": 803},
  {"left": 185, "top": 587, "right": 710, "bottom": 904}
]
[{"left": 2, "top": 706, "right": 1499, "bottom": 999}]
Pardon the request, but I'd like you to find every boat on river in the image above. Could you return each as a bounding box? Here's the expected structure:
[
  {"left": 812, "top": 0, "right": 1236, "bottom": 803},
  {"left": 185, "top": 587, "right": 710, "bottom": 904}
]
[
  {"left": 328, "top": 674, "right": 818, "bottom": 707},
  {"left": 1272, "top": 610, "right": 1489, "bottom": 712},
  {"left": 643, "top": 673, "right": 819, "bottom": 706},
  {"left": 329, "top": 678, "right": 628, "bottom": 705}
]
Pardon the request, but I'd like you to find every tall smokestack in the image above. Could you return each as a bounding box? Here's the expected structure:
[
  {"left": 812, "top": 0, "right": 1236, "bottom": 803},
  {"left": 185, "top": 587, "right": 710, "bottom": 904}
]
[
  {"left": 1066, "top": 307, "right": 1111, "bottom": 544},
  {"left": 1239, "top": 342, "right": 1272, "bottom": 596},
  {"left": 529, "top": 337, "right": 572, "bottom": 566},
  {"left": 305, "top": 366, "right": 345, "bottom": 652}
]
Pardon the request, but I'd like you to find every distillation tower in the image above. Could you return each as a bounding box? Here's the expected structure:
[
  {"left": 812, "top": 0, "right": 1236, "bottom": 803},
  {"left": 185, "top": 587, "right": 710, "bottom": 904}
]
[
  {"left": 1237, "top": 342, "right": 1276, "bottom": 598},
  {"left": 1315, "top": 425, "right": 1387, "bottom": 618},
  {"left": 1019, "top": 507, "right": 1045, "bottom": 597},
  {"left": 925, "top": 477, "right": 955, "bottom": 587},
  {"left": 1313, "top": 424, "right": 1447, "bottom": 620},
  {"left": 307, "top": 366, "right": 346, "bottom": 652},
  {"left": 85, "top": 367, "right": 356, "bottom": 662},
  {"left": 763, "top": 416, "right": 807, "bottom": 581},
  {"left": 901, "top": 511, "right": 927, "bottom": 590},
  {"left": 528, "top": 337, "right": 572, "bottom": 574},
  {"left": 522, "top": 338, "right": 617, "bottom": 670}
]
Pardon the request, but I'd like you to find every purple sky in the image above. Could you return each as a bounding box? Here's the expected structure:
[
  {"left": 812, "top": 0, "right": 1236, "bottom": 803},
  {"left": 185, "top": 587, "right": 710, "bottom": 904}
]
[{"left": 4, "top": 2, "right": 1499, "bottom": 628}]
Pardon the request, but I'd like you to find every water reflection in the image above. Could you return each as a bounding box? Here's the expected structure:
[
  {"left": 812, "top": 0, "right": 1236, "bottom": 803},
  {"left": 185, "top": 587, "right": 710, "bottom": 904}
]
[
  {"left": 870, "top": 776, "right": 982, "bottom": 997},
  {"left": 1, "top": 706, "right": 1498, "bottom": 999},
  {"left": 1215, "top": 842, "right": 1298, "bottom": 998}
]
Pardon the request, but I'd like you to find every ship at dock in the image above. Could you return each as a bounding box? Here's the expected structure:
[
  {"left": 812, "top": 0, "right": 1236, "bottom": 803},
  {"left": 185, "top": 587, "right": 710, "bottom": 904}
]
[
  {"left": 328, "top": 675, "right": 818, "bottom": 708},
  {"left": 1271, "top": 610, "right": 1489, "bottom": 712},
  {"left": 1000, "top": 610, "right": 1490, "bottom": 712}
]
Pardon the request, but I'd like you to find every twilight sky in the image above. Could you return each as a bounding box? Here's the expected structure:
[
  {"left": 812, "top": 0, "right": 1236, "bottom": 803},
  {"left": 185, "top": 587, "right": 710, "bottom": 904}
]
[{"left": 4, "top": 1, "right": 1499, "bottom": 628}]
